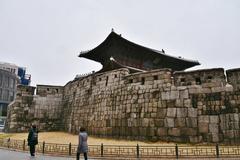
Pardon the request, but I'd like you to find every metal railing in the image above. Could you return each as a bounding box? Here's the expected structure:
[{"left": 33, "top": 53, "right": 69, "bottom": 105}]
[{"left": 0, "top": 138, "right": 240, "bottom": 158}]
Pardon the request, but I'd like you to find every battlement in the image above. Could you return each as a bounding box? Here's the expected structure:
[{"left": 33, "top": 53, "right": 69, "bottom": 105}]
[
  {"left": 36, "top": 85, "right": 63, "bottom": 96},
  {"left": 16, "top": 85, "right": 35, "bottom": 96},
  {"left": 226, "top": 68, "right": 240, "bottom": 91},
  {"left": 174, "top": 68, "right": 226, "bottom": 87},
  {"left": 125, "top": 69, "right": 172, "bottom": 85},
  {"left": 79, "top": 67, "right": 236, "bottom": 89},
  {"left": 65, "top": 67, "right": 240, "bottom": 92}
]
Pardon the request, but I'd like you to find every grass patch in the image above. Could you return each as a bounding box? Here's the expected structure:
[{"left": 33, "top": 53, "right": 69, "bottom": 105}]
[
  {"left": 6, "top": 132, "right": 176, "bottom": 146},
  {"left": 0, "top": 133, "right": 13, "bottom": 139}
]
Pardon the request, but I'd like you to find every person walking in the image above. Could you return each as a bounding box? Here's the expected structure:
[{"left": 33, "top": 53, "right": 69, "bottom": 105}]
[
  {"left": 76, "top": 127, "right": 88, "bottom": 160},
  {"left": 27, "top": 124, "right": 38, "bottom": 157}
]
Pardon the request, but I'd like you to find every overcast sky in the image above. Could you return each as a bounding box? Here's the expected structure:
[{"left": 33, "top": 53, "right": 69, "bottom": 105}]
[{"left": 0, "top": 0, "right": 239, "bottom": 86}]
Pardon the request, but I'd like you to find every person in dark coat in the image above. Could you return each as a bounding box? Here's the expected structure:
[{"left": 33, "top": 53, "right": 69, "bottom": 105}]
[
  {"left": 27, "top": 124, "right": 38, "bottom": 156},
  {"left": 76, "top": 127, "right": 88, "bottom": 160}
]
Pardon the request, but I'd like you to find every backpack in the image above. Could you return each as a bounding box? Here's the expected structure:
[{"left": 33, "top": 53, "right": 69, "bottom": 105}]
[{"left": 31, "top": 131, "right": 38, "bottom": 141}]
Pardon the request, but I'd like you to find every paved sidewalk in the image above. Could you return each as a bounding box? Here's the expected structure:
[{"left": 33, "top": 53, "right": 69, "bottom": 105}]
[
  {"left": 0, "top": 149, "right": 76, "bottom": 160},
  {"left": 1, "top": 148, "right": 240, "bottom": 160}
]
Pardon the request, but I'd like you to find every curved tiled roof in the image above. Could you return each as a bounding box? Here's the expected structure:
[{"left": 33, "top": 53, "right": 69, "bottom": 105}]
[{"left": 79, "top": 31, "right": 200, "bottom": 72}]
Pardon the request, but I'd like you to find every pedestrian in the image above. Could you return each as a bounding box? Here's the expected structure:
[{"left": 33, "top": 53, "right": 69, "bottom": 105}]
[
  {"left": 27, "top": 124, "right": 38, "bottom": 157},
  {"left": 76, "top": 127, "right": 88, "bottom": 160}
]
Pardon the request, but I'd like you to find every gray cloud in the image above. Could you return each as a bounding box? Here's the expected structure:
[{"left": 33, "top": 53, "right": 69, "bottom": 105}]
[{"left": 0, "top": 0, "right": 239, "bottom": 86}]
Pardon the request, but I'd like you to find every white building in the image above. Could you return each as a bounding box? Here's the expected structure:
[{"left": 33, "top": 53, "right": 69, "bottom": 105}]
[{"left": 0, "top": 62, "right": 18, "bottom": 75}]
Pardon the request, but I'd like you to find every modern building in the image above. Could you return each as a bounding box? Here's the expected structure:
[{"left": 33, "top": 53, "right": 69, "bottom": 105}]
[
  {"left": 0, "top": 62, "right": 31, "bottom": 129},
  {"left": 17, "top": 67, "right": 31, "bottom": 86},
  {"left": 0, "top": 62, "right": 31, "bottom": 86},
  {"left": 0, "top": 69, "right": 19, "bottom": 127},
  {"left": 0, "top": 62, "right": 18, "bottom": 75}
]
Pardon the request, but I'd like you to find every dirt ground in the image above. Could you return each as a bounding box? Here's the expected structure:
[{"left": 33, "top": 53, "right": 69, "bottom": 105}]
[{"left": 2, "top": 132, "right": 177, "bottom": 146}]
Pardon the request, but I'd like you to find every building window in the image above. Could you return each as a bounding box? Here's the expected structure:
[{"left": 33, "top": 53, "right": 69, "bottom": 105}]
[
  {"left": 0, "top": 89, "right": 2, "bottom": 99},
  {"left": 4, "top": 76, "right": 9, "bottom": 87},
  {"left": 2, "top": 90, "right": 9, "bottom": 101},
  {"left": 2, "top": 104, "right": 7, "bottom": 116},
  {"left": 180, "top": 78, "right": 186, "bottom": 85},
  {"left": 154, "top": 75, "right": 158, "bottom": 80},
  {"left": 9, "top": 78, "right": 14, "bottom": 88},
  {"left": 141, "top": 77, "right": 145, "bottom": 85},
  {"left": 129, "top": 79, "right": 133, "bottom": 83},
  {"left": 73, "top": 92, "right": 76, "bottom": 99},
  {"left": 208, "top": 76, "right": 212, "bottom": 80},
  {"left": 105, "top": 76, "right": 109, "bottom": 86},
  {"left": 9, "top": 91, "right": 14, "bottom": 101},
  {"left": 13, "top": 80, "right": 15, "bottom": 89},
  {"left": 207, "top": 76, "right": 212, "bottom": 82},
  {"left": 92, "top": 79, "right": 96, "bottom": 85},
  {"left": 114, "top": 74, "right": 117, "bottom": 78},
  {"left": 24, "top": 110, "right": 28, "bottom": 116},
  {"left": 180, "top": 78, "right": 185, "bottom": 83},
  {"left": 195, "top": 77, "right": 201, "bottom": 85},
  {"left": 0, "top": 75, "right": 2, "bottom": 87}
]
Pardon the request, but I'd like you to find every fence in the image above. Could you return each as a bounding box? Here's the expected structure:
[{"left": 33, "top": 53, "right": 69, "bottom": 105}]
[{"left": 0, "top": 138, "right": 240, "bottom": 158}]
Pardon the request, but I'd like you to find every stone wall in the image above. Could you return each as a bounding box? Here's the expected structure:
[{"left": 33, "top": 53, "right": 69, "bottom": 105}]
[
  {"left": 5, "top": 85, "right": 63, "bottom": 132},
  {"left": 226, "top": 68, "right": 240, "bottom": 91},
  {"left": 5, "top": 67, "right": 240, "bottom": 143}
]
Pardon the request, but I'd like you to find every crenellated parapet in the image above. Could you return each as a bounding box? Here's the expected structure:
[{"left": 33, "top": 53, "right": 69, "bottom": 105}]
[
  {"left": 226, "top": 68, "right": 240, "bottom": 91},
  {"left": 174, "top": 68, "right": 226, "bottom": 87},
  {"left": 36, "top": 85, "right": 63, "bottom": 96},
  {"left": 5, "top": 84, "right": 64, "bottom": 132}
]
